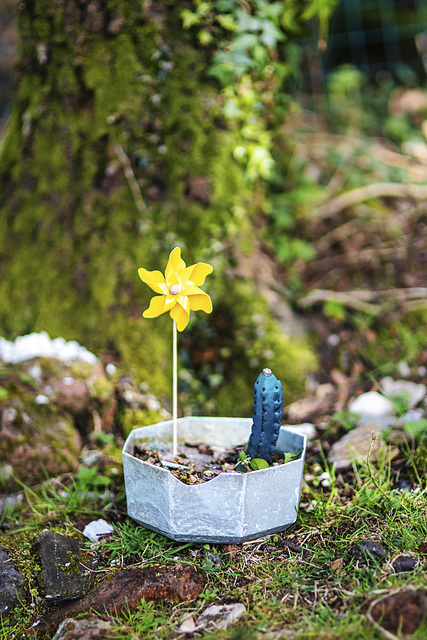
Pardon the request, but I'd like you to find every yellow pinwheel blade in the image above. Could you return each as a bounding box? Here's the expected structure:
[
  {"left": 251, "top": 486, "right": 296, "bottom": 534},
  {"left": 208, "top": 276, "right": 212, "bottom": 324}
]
[
  {"left": 143, "top": 295, "right": 167, "bottom": 318},
  {"left": 188, "top": 293, "right": 213, "bottom": 314},
  {"left": 183, "top": 262, "right": 213, "bottom": 287},
  {"left": 170, "top": 303, "right": 190, "bottom": 332},
  {"left": 138, "top": 268, "right": 167, "bottom": 294},
  {"left": 165, "top": 247, "right": 185, "bottom": 285}
]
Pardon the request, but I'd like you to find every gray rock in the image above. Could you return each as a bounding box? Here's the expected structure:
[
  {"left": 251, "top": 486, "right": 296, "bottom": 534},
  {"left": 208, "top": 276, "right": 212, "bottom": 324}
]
[
  {"left": 401, "top": 409, "right": 424, "bottom": 423},
  {"left": 196, "top": 603, "right": 246, "bottom": 631},
  {"left": 52, "top": 617, "right": 119, "bottom": 640},
  {"left": 349, "top": 392, "right": 395, "bottom": 417},
  {"left": 380, "top": 378, "right": 426, "bottom": 409},
  {"left": 328, "top": 419, "right": 397, "bottom": 470},
  {"left": 392, "top": 555, "right": 417, "bottom": 573},
  {"left": 284, "top": 423, "right": 317, "bottom": 441},
  {"left": 350, "top": 540, "right": 387, "bottom": 562},
  {"left": 0, "top": 399, "right": 82, "bottom": 493},
  {"left": 0, "top": 546, "right": 26, "bottom": 615},
  {"left": 35, "top": 530, "right": 94, "bottom": 601}
]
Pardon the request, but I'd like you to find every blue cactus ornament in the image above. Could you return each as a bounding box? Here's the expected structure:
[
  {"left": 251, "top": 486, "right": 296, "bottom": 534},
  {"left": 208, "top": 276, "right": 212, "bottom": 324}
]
[{"left": 246, "top": 368, "right": 284, "bottom": 462}]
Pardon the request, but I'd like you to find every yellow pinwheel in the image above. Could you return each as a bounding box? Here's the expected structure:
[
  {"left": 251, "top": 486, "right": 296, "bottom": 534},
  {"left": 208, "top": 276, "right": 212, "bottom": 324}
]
[{"left": 138, "top": 247, "right": 213, "bottom": 332}]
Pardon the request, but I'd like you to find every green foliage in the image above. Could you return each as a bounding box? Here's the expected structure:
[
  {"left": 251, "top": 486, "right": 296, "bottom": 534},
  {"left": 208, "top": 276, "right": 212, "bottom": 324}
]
[
  {"left": 357, "top": 310, "right": 427, "bottom": 379},
  {"left": 118, "top": 599, "right": 168, "bottom": 636},
  {"left": 250, "top": 457, "right": 270, "bottom": 470},
  {"left": 237, "top": 450, "right": 270, "bottom": 471},
  {"left": 180, "top": 0, "right": 339, "bottom": 268},
  {"left": 283, "top": 449, "right": 302, "bottom": 464},
  {"left": 331, "top": 411, "right": 360, "bottom": 433},
  {"left": 75, "top": 465, "right": 112, "bottom": 492},
  {"left": 0, "top": 0, "right": 330, "bottom": 414},
  {"left": 99, "top": 519, "right": 192, "bottom": 565}
]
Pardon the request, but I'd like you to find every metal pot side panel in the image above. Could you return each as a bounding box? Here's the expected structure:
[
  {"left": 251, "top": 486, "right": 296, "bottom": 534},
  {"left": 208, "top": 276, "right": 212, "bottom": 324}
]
[{"left": 122, "top": 417, "right": 306, "bottom": 543}]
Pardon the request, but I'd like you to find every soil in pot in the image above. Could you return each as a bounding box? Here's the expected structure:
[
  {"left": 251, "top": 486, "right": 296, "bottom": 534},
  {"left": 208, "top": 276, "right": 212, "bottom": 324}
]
[{"left": 133, "top": 443, "right": 287, "bottom": 484}]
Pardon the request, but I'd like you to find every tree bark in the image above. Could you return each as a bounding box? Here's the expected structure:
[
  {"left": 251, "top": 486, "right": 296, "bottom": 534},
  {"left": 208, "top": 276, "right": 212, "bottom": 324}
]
[{"left": 0, "top": 0, "right": 316, "bottom": 410}]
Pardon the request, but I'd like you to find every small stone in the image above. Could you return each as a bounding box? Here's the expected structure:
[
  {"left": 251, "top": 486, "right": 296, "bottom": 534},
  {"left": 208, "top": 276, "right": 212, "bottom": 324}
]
[
  {"left": 177, "top": 613, "right": 197, "bottom": 634},
  {"left": 392, "top": 555, "right": 417, "bottom": 573},
  {"left": 394, "top": 479, "right": 413, "bottom": 492},
  {"left": 349, "top": 392, "right": 396, "bottom": 417},
  {"left": 204, "top": 550, "right": 223, "bottom": 570},
  {"left": 222, "top": 544, "right": 242, "bottom": 558},
  {"left": 196, "top": 603, "right": 246, "bottom": 631},
  {"left": 328, "top": 422, "right": 398, "bottom": 470},
  {"left": 350, "top": 540, "right": 387, "bottom": 562},
  {"left": 52, "top": 617, "right": 119, "bottom": 640},
  {"left": 380, "top": 378, "right": 426, "bottom": 409},
  {"left": 82, "top": 519, "right": 114, "bottom": 542},
  {"left": 284, "top": 423, "right": 317, "bottom": 441},
  {"left": 0, "top": 546, "right": 26, "bottom": 615}
]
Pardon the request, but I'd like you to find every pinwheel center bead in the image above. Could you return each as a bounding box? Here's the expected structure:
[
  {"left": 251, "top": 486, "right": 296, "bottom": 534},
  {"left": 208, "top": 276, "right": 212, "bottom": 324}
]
[{"left": 169, "top": 284, "right": 181, "bottom": 296}]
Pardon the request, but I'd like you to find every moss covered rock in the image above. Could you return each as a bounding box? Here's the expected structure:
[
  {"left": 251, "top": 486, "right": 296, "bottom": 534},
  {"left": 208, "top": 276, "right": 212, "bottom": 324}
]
[
  {"left": 0, "top": 399, "right": 81, "bottom": 493},
  {"left": 0, "top": 1, "right": 317, "bottom": 415}
]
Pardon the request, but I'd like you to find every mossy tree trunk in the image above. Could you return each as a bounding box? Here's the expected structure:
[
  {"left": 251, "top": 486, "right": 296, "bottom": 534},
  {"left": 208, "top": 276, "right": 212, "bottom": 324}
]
[{"left": 0, "top": 0, "right": 316, "bottom": 412}]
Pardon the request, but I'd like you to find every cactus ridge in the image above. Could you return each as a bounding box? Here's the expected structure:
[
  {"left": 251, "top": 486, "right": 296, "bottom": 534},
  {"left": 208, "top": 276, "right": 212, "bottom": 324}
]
[{"left": 246, "top": 369, "right": 284, "bottom": 462}]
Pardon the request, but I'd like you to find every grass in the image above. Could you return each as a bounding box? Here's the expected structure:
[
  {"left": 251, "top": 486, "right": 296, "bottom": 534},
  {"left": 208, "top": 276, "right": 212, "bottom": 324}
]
[{"left": 1, "top": 432, "right": 426, "bottom": 640}]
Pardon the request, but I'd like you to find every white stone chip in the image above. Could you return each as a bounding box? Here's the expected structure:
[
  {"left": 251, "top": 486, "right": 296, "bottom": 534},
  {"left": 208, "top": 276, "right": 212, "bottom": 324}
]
[
  {"left": 348, "top": 391, "right": 396, "bottom": 417},
  {"left": 284, "top": 423, "right": 317, "bottom": 440},
  {"left": 82, "top": 519, "right": 114, "bottom": 542},
  {"left": 0, "top": 331, "right": 97, "bottom": 364}
]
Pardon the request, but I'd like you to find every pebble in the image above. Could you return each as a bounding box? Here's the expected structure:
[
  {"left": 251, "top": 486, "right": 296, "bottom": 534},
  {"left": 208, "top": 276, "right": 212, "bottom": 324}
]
[
  {"left": 350, "top": 540, "right": 387, "bottom": 562},
  {"left": 380, "top": 377, "right": 426, "bottom": 409},
  {"left": 196, "top": 603, "right": 246, "bottom": 631},
  {"left": 284, "top": 423, "right": 317, "bottom": 440},
  {"left": 52, "top": 617, "right": 119, "bottom": 640},
  {"left": 204, "top": 550, "right": 223, "bottom": 570},
  {"left": 0, "top": 546, "right": 25, "bottom": 615},
  {"left": 348, "top": 392, "right": 396, "bottom": 417},
  {"left": 328, "top": 421, "right": 398, "bottom": 470},
  {"left": 82, "top": 519, "right": 114, "bottom": 542},
  {"left": 392, "top": 555, "right": 417, "bottom": 573},
  {"left": 394, "top": 479, "right": 413, "bottom": 492}
]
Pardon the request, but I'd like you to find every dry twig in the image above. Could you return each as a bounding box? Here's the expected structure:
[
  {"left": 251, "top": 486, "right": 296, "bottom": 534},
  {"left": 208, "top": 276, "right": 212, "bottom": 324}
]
[
  {"left": 314, "top": 183, "right": 427, "bottom": 219},
  {"left": 299, "top": 287, "right": 427, "bottom": 313}
]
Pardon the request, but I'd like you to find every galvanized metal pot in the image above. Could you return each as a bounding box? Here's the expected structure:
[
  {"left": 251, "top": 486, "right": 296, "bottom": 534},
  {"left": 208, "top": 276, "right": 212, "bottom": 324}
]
[{"left": 122, "top": 417, "right": 306, "bottom": 544}]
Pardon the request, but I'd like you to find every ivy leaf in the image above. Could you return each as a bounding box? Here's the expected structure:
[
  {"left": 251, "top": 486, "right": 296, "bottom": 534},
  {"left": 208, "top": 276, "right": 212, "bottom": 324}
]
[
  {"left": 283, "top": 450, "right": 302, "bottom": 464},
  {"left": 0, "top": 386, "right": 9, "bottom": 400},
  {"left": 260, "top": 20, "right": 285, "bottom": 47},
  {"left": 251, "top": 458, "right": 270, "bottom": 470},
  {"left": 180, "top": 10, "right": 201, "bottom": 29},
  {"left": 230, "top": 33, "right": 258, "bottom": 52},
  {"left": 216, "top": 14, "right": 238, "bottom": 31},
  {"left": 198, "top": 30, "right": 214, "bottom": 45},
  {"left": 403, "top": 418, "right": 427, "bottom": 438},
  {"left": 236, "top": 9, "right": 261, "bottom": 32}
]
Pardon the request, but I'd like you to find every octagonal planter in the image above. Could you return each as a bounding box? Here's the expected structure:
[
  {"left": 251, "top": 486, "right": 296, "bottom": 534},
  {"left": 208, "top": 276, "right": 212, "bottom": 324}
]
[{"left": 122, "top": 417, "right": 306, "bottom": 544}]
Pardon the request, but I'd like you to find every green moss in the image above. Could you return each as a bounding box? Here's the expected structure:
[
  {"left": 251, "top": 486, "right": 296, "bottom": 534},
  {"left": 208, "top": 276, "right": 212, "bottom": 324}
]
[
  {"left": 0, "top": 2, "right": 317, "bottom": 417},
  {"left": 121, "top": 407, "right": 167, "bottom": 439},
  {"left": 0, "top": 530, "right": 42, "bottom": 587}
]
